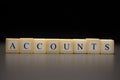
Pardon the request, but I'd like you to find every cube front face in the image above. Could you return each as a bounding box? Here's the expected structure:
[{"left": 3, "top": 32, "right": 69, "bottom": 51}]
[
  {"left": 101, "top": 39, "right": 114, "bottom": 54},
  {"left": 5, "top": 38, "right": 114, "bottom": 54},
  {"left": 86, "top": 39, "right": 100, "bottom": 53},
  {"left": 20, "top": 38, "right": 34, "bottom": 53},
  {"left": 6, "top": 38, "right": 19, "bottom": 53},
  {"left": 46, "top": 39, "right": 59, "bottom": 53},
  {"left": 34, "top": 39, "right": 46, "bottom": 53},
  {"left": 60, "top": 39, "right": 73, "bottom": 53},
  {"left": 73, "top": 39, "right": 86, "bottom": 53}
]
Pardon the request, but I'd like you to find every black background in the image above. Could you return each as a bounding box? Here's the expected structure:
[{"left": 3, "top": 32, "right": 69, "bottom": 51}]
[
  {"left": 0, "top": 4, "right": 120, "bottom": 42},
  {"left": 1, "top": 4, "right": 120, "bottom": 80}
]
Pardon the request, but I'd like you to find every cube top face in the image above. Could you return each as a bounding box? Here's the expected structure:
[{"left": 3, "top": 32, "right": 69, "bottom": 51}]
[
  {"left": 34, "top": 39, "right": 45, "bottom": 41},
  {"left": 100, "top": 39, "right": 114, "bottom": 42},
  {"left": 73, "top": 39, "right": 86, "bottom": 42},
  {"left": 6, "top": 38, "right": 20, "bottom": 53},
  {"left": 20, "top": 38, "right": 34, "bottom": 53},
  {"left": 101, "top": 39, "right": 114, "bottom": 54},
  {"left": 60, "top": 39, "right": 73, "bottom": 53},
  {"left": 73, "top": 39, "right": 86, "bottom": 53},
  {"left": 34, "top": 39, "right": 46, "bottom": 53},
  {"left": 86, "top": 39, "right": 100, "bottom": 53},
  {"left": 86, "top": 38, "right": 99, "bottom": 40},
  {"left": 20, "top": 38, "right": 33, "bottom": 39},
  {"left": 46, "top": 39, "right": 60, "bottom": 53}
]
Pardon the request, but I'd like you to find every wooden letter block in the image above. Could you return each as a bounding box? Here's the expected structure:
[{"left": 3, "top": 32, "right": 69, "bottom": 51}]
[
  {"left": 86, "top": 38, "right": 100, "bottom": 53},
  {"left": 20, "top": 38, "right": 34, "bottom": 53},
  {"left": 60, "top": 39, "right": 73, "bottom": 53},
  {"left": 34, "top": 39, "right": 46, "bottom": 53},
  {"left": 73, "top": 39, "right": 86, "bottom": 53},
  {"left": 5, "top": 38, "right": 114, "bottom": 54},
  {"left": 100, "top": 39, "right": 114, "bottom": 54},
  {"left": 46, "top": 39, "right": 59, "bottom": 53},
  {"left": 6, "top": 38, "right": 20, "bottom": 53}
]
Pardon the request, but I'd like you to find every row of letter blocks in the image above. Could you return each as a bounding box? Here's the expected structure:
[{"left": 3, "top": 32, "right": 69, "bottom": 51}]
[{"left": 6, "top": 38, "right": 114, "bottom": 54}]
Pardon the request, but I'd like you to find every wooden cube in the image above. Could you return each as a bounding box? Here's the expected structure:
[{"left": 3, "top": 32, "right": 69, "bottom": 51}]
[
  {"left": 6, "top": 38, "right": 20, "bottom": 53},
  {"left": 86, "top": 38, "right": 100, "bottom": 53},
  {"left": 34, "top": 39, "right": 46, "bottom": 53},
  {"left": 20, "top": 38, "right": 34, "bottom": 53},
  {"left": 60, "top": 39, "right": 73, "bottom": 53},
  {"left": 73, "top": 39, "right": 86, "bottom": 53},
  {"left": 46, "top": 39, "right": 60, "bottom": 53},
  {"left": 100, "top": 39, "right": 114, "bottom": 54}
]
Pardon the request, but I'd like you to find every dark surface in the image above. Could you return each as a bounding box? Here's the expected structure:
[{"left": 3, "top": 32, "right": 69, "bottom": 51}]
[{"left": 0, "top": 42, "right": 120, "bottom": 80}]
